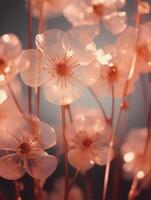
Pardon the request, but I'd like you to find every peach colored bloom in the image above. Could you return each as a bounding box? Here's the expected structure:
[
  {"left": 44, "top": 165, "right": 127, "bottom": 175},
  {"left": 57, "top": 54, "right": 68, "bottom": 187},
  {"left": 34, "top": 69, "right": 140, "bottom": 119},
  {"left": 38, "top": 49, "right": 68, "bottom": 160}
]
[
  {"left": 91, "top": 45, "right": 138, "bottom": 97},
  {"left": 19, "top": 28, "right": 100, "bottom": 105},
  {"left": 0, "top": 33, "right": 22, "bottom": 85},
  {"left": 66, "top": 108, "right": 112, "bottom": 171},
  {"left": 63, "top": 0, "right": 127, "bottom": 35},
  {"left": 0, "top": 114, "right": 57, "bottom": 180},
  {"left": 122, "top": 128, "right": 151, "bottom": 180},
  {"left": 116, "top": 21, "right": 151, "bottom": 74},
  {"left": 30, "top": 0, "right": 70, "bottom": 18},
  {"left": 48, "top": 177, "right": 84, "bottom": 200}
]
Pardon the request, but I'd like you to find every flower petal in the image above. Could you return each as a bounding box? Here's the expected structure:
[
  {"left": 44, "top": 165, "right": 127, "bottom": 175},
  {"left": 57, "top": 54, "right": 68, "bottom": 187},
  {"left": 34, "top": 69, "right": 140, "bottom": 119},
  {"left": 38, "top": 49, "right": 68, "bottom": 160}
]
[
  {"left": 40, "top": 121, "right": 56, "bottom": 149},
  {"left": 24, "top": 151, "right": 57, "bottom": 179},
  {"left": 0, "top": 153, "right": 25, "bottom": 180},
  {"left": 35, "top": 29, "right": 64, "bottom": 55},
  {"left": 0, "top": 33, "right": 22, "bottom": 60},
  {"left": 44, "top": 79, "right": 84, "bottom": 105},
  {"left": 68, "top": 148, "right": 94, "bottom": 171},
  {"left": 19, "top": 49, "right": 51, "bottom": 87}
]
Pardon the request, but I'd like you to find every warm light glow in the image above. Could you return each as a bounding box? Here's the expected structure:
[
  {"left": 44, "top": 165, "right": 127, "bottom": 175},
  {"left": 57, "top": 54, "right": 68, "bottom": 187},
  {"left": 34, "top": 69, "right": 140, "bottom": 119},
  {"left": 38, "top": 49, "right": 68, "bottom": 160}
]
[
  {"left": 137, "top": 170, "right": 145, "bottom": 180},
  {"left": 0, "top": 74, "right": 5, "bottom": 81},
  {"left": 4, "top": 66, "right": 10, "bottom": 73},
  {"left": 0, "top": 89, "right": 7, "bottom": 104},
  {"left": 2, "top": 34, "right": 10, "bottom": 42},
  {"left": 123, "top": 152, "right": 135, "bottom": 162}
]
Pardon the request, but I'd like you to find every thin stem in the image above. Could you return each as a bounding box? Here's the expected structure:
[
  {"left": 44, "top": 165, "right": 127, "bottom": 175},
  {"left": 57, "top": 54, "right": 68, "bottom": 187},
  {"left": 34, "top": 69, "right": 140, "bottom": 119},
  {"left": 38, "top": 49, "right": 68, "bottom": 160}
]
[
  {"left": 66, "top": 104, "right": 73, "bottom": 123},
  {"left": 7, "top": 82, "right": 24, "bottom": 114},
  {"left": 61, "top": 105, "right": 69, "bottom": 200},
  {"left": 66, "top": 170, "right": 80, "bottom": 196},
  {"left": 110, "top": 85, "right": 115, "bottom": 124},
  {"left": 128, "top": 177, "right": 139, "bottom": 200},
  {"left": 27, "top": 0, "right": 33, "bottom": 114},
  {"left": 88, "top": 87, "right": 108, "bottom": 123}
]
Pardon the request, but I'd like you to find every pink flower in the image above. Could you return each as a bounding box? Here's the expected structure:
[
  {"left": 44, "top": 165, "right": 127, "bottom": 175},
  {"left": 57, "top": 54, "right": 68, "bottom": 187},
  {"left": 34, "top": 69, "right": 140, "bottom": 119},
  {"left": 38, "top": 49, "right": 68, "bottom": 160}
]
[
  {"left": 48, "top": 177, "right": 84, "bottom": 200},
  {"left": 0, "top": 33, "right": 22, "bottom": 85},
  {"left": 63, "top": 0, "right": 127, "bottom": 35},
  {"left": 116, "top": 21, "right": 151, "bottom": 74},
  {"left": 66, "top": 108, "right": 112, "bottom": 171},
  {"left": 0, "top": 114, "right": 57, "bottom": 180},
  {"left": 30, "top": 0, "right": 70, "bottom": 18},
  {"left": 122, "top": 128, "right": 151, "bottom": 180},
  {"left": 19, "top": 28, "right": 100, "bottom": 105},
  {"left": 91, "top": 45, "right": 138, "bottom": 97}
]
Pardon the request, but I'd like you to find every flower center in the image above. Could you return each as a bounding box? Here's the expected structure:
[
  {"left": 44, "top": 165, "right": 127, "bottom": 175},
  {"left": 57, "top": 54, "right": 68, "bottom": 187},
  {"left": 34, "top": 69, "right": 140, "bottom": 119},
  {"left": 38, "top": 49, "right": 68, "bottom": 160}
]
[
  {"left": 0, "top": 58, "right": 6, "bottom": 74},
  {"left": 83, "top": 138, "right": 93, "bottom": 148},
  {"left": 56, "top": 62, "right": 70, "bottom": 76},
  {"left": 137, "top": 44, "right": 149, "bottom": 62},
  {"left": 92, "top": 4, "right": 105, "bottom": 17},
  {"left": 19, "top": 142, "right": 31, "bottom": 155},
  {"left": 107, "top": 65, "right": 119, "bottom": 83}
]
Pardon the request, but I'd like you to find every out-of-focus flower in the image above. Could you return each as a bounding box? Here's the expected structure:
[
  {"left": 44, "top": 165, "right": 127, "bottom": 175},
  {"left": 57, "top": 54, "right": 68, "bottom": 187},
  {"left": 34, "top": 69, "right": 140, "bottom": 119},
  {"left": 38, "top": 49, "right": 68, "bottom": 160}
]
[
  {"left": 63, "top": 0, "right": 127, "bottom": 35},
  {"left": 48, "top": 177, "right": 84, "bottom": 200},
  {"left": 138, "top": 1, "right": 150, "bottom": 15},
  {"left": 0, "top": 114, "right": 57, "bottom": 180},
  {"left": 66, "top": 108, "right": 112, "bottom": 171},
  {"left": 121, "top": 128, "right": 151, "bottom": 180},
  {"left": 19, "top": 28, "right": 100, "bottom": 105},
  {"left": 91, "top": 45, "right": 138, "bottom": 97},
  {"left": 116, "top": 21, "right": 151, "bottom": 74},
  {"left": 0, "top": 33, "right": 22, "bottom": 85},
  {"left": 29, "top": 0, "right": 70, "bottom": 18}
]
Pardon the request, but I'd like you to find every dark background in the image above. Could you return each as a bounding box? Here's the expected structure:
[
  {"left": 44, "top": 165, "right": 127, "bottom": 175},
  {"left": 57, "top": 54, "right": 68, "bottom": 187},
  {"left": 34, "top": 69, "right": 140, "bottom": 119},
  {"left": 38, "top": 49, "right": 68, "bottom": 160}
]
[{"left": 0, "top": 0, "right": 151, "bottom": 199}]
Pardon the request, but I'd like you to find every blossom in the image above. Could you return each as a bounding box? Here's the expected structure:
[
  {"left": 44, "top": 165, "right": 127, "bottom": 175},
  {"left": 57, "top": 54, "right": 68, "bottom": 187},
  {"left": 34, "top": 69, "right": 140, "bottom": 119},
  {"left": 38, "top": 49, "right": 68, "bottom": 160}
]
[
  {"left": 30, "top": 0, "right": 70, "bottom": 18},
  {"left": 0, "top": 33, "right": 22, "bottom": 85},
  {"left": 63, "top": 0, "right": 127, "bottom": 35},
  {"left": 91, "top": 45, "right": 138, "bottom": 97},
  {"left": 116, "top": 21, "right": 151, "bottom": 74},
  {"left": 48, "top": 177, "right": 84, "bottom": 200},
  {"left": 19, "top": 28, "right": 100, "bottom": 105},
  {"left": 0, "top": 114, "right": 57, "bottom": 180},
  {"left": 121, "top": 128, "right": 151, "bottom": 180},
  {"left": 66, "top": 108, "right": 112, "bottom": 171}
]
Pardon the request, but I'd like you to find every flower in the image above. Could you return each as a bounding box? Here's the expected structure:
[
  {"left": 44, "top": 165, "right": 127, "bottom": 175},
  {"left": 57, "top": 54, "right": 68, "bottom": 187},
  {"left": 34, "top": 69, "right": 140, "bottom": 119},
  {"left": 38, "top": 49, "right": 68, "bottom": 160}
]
[
  {"left": 66, "top": 108, "right": 112, "bottom": 171},
  {"left": 19, "top": 28, "right": 100, "bottom": 105},
  {"left": 116, "top": 21, "right": 151, "bottom": 74},
  {"left": 63, "top": 0, "right": 127, "bottom": 35},
  {"left": 0, "top": 114, "right": 57, "bottom": 180},
  {"left": 121, "top": 128, "right": 151, "bottom": 180},
  {"left": 48, "top": 177, "right": 84, "bottom": 200},
  {"left": 30, "top": 0, "right": 70, "bottom": 18},
  {"left": 91, "top": 45, "right": 138, "bottom": 97},
  {"left": 0, "top": 33, "right": 22, "bottom": 85}
]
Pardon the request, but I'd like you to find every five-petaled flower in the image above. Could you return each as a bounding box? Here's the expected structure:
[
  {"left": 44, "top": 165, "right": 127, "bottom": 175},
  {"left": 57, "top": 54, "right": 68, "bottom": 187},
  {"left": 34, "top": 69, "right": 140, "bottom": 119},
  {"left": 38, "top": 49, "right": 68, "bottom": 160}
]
[
  {"left": 0, "top": 114, "right": 57, "bottom": 180},
  {"left": 19, "top": 28, "right": 100, "bottom": 105}
]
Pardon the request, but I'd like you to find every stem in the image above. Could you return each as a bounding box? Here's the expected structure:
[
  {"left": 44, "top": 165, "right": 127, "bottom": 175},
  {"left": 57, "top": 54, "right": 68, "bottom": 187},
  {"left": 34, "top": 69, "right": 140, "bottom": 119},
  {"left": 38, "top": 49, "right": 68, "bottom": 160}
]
[
  {"left": 7, "top": 82, "right": 24, "bottom": 114},
  {"left": 128, "top": 177, "right": 139, "bottom": 200},
  {"left": 61, "top": 105, "right": 69, "bottom": 200},
  {"left": 27, "top": 0, "right": 33, "bottom": 114},
  {"left": 110, "top": 85, "right": 115, "bottom": 124},
  {"left": 88, "top": 87, "right": 108, "bottom": 123},
  {"left": 66, "top": 104, "right": 73, "bottom": 123},
  {"left": 66, "top": 170, "right": 80, "bottom": 196}
]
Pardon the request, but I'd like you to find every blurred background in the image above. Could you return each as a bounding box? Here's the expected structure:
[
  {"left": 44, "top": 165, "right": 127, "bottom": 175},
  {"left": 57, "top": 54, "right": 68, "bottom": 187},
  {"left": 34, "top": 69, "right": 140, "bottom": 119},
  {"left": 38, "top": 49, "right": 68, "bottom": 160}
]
[{"left": 0, "top": 0, "right": 151, "bottom": 199}]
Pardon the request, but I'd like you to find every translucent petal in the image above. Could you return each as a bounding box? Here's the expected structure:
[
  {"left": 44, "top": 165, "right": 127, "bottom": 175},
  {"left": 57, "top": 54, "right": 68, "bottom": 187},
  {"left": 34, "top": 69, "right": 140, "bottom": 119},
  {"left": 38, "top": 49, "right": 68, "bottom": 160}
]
[
  {"left": 0, "top": 34, "right": 22, "bottom": 60},
  {"left": 40, "top": 121, "right": 56, "bottom": 149},
  {"left": 44, "top": 79, "right": 84, "bottom": 105},
  {"left": 19, "top": 49, "right": 51, "bottom": 87},
  {"left": 35, "top": 29, "right": 64, "bottom": 56},
  {"left": 68, "top": 148, "right": 94, "bottom": 171},
  {"left": 0, "top": 130, "right": 18, "bottom": 151},
  {"left": 103, "top": 11, "right": 127, "bottom": 35},
  {"left": 24, "top": 151, "right": 57, "bottom": 179},
  {"left": 0, "top": 153, "right": 25, "bottom": 180},
  {"left": 72, "top": 61, "right": 100, "bottom": 86}
]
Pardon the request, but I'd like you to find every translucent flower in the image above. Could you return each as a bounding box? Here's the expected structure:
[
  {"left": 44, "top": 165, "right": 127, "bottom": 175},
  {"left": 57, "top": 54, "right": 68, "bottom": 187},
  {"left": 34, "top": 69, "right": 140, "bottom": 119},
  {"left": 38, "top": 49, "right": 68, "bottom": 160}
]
[
  {"left": 48, "top": 177, "right": 84, "bottom": 200},
  {"left": 19, "top": 28, "right": 100, "bottom": 105},
  {"left": 91, "top": 45, "right": 138, "bottom": 97},
  {"left": 116, "top": 21, "right": 151, "bottom": 74},
  {"left": 121, "top": 128, "right": 151, "bottom": 180},
  {"left": 66, "top": 108, "right": 112, "bottom": 171},
  {"left": 63, "top": 0, "right": 127, "bottom": 35},
  {"left": 0, "top": 114, "right": 57, "bottom": 180},
  {"left": 0, "top": 33, "right": 22, "bottom": 85},
  {"left": 30, "top": 0, "right": 70, "bottom": 18}
]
